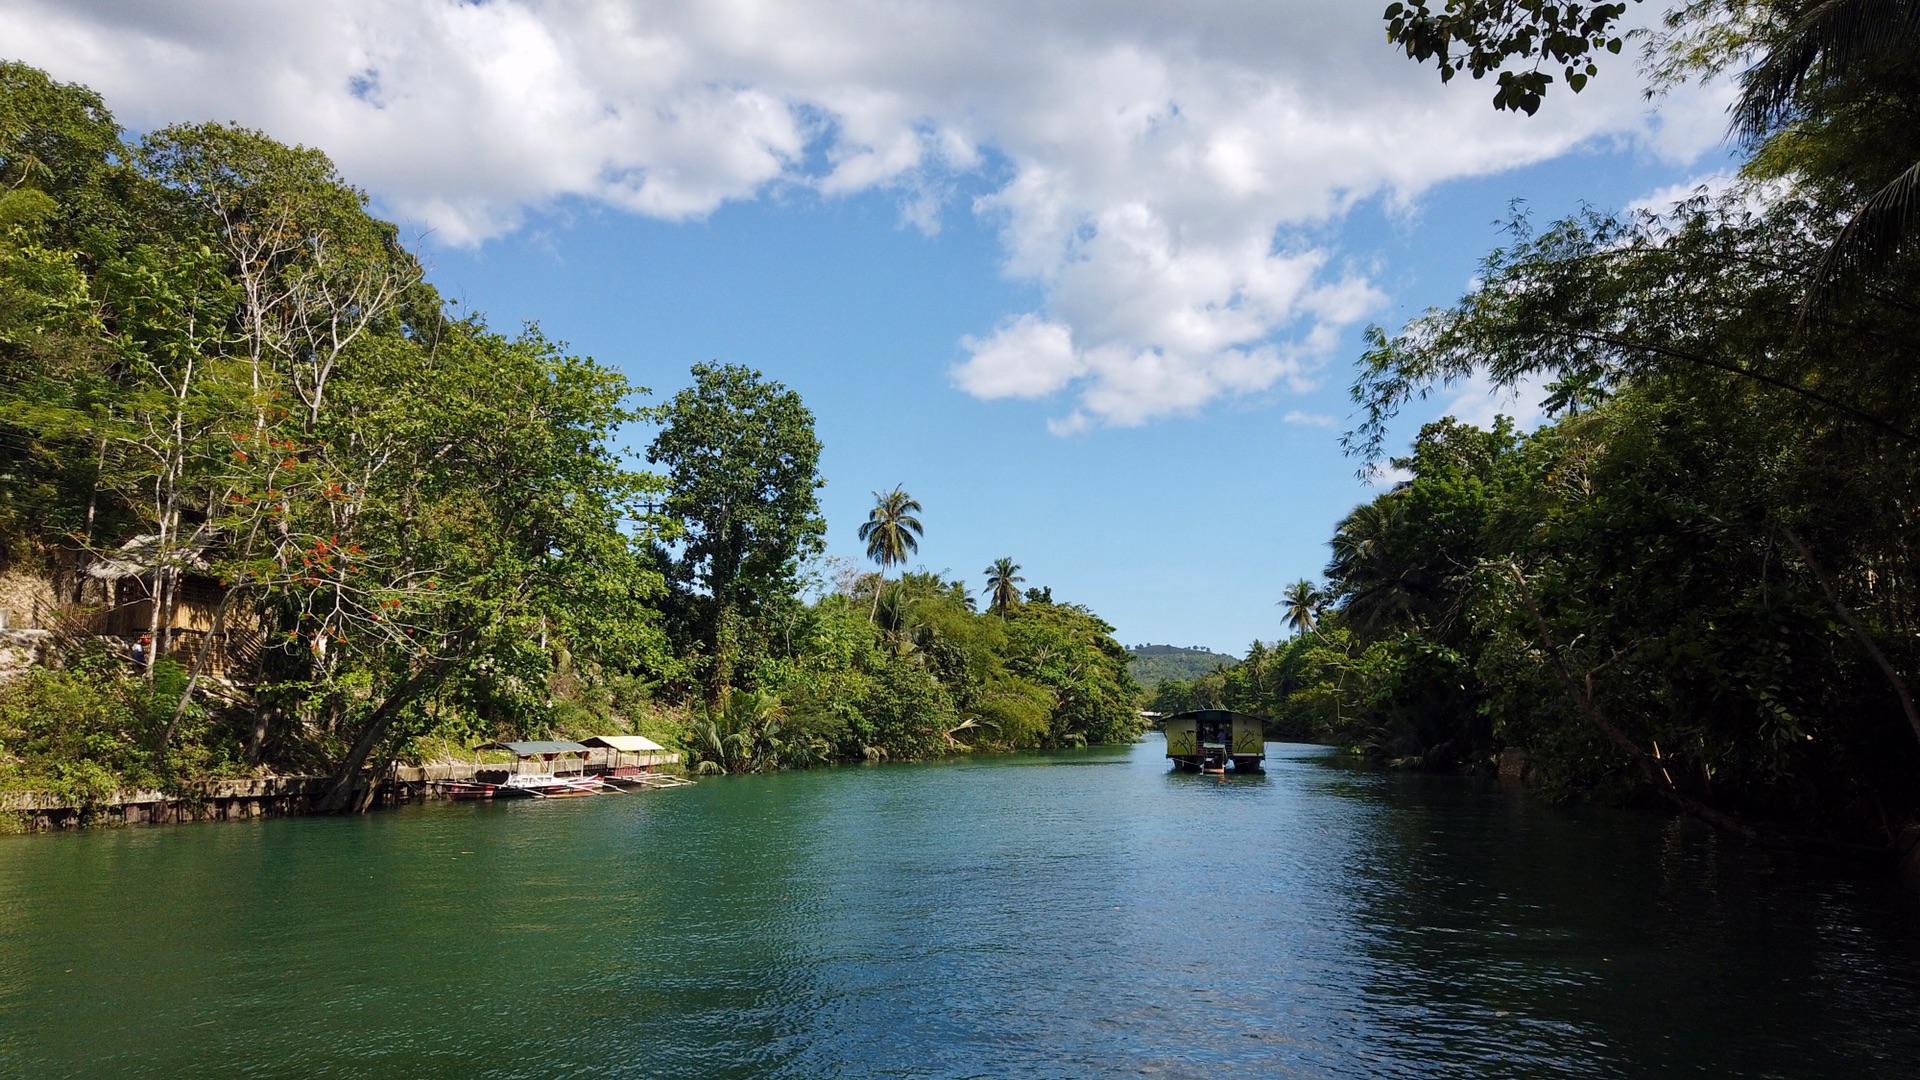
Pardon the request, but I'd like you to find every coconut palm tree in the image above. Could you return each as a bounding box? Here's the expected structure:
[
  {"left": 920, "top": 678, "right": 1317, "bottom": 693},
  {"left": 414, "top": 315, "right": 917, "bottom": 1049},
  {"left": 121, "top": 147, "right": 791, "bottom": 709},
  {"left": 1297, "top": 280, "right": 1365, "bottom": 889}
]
[
  {"left": 1280, "top": 579, "right": 1324, "bottom": 637},
  {"left": 858, "top": 485, "right": 923, "bottom": 618},
  {"left": 983, "top": 557, "right": 1024, "bottom": 616},
  {"left": 1326, "top": 495, "right": 1422, "bottom": 634},
  {"left": 1733, "top": 1, "right": 1920, "bottom": 297}
]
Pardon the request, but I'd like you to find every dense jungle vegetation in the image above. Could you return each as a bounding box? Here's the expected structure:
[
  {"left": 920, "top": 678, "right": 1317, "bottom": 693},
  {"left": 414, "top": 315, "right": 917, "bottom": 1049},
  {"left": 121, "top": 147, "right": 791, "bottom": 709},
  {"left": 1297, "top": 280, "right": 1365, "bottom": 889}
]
[
  {"left": 0, "top": 62, "right": 1140, "bottom": 809},
  {"left": 1127, "top": 644, "right": 1242, "bottom": 689},
  {"left": 1154, "top": 0, "right": 1920, "bottom": 859}
]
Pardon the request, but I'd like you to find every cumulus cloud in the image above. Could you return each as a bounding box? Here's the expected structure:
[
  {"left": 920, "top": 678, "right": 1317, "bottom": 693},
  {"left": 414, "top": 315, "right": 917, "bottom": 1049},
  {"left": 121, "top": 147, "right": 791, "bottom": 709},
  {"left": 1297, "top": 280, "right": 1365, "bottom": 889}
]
[{"left": 0, "top": 0, "right": 1730, "bottom": 428}]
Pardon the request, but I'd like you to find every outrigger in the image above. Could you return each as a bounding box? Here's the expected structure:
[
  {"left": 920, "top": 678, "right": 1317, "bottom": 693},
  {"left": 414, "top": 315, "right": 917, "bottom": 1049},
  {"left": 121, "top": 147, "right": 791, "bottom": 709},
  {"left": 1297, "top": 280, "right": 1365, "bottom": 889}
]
[
  {"left": 439, "top": 740, "right": 614, "bottom": 799},
  {"left": 580, "top": 734, "right": 695, "bottom": 790},
  {"left": 1164, "top": 709, "right": 1266, "bottom": 774}
]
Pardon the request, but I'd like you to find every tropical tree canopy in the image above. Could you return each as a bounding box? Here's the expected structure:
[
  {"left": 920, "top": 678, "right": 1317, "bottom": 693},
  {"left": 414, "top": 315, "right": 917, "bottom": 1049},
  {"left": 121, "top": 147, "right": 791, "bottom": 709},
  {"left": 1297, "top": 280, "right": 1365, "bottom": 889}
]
[
  {"left": 647, "top": 362, "right": 826, "bottom": 698},
  {"left": 859, "top": 486, "right": 924, "bottom": 572},
  {"left": 983, "top": 557, "right": 1024, "bottom": 616},
  {"left": 1280, "top": 579, "right": 1323, "bottom": 637}
]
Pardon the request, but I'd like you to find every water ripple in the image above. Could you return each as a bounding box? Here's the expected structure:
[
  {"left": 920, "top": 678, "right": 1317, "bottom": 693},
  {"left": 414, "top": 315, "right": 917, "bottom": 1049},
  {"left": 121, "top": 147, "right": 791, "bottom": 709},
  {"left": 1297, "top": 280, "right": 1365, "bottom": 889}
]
[{"left": 2, "top": 739, "right": 1919, "bottom": 1078}]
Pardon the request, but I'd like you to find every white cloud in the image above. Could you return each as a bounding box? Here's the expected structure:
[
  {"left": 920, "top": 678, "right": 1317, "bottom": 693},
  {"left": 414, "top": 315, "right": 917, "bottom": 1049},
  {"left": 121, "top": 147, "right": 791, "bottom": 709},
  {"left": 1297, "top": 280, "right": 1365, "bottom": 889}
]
[
  {"left": 1629, "top": 171, "right": 1740, "bottom": 217},
  {"left": 1, "top": 0, "right": 1729, "bottom": 428},
  {"left": 955, "top": 314, "right": 1081, "bottom": 400},
  {"left": 1283, "top": 411, "right": 1335, "bottom": 427},
  {"left": 1441, "top": 368, "right": 1553, "bottom": 432},
  {"left": 1629, "top": 170, "right": 1794, "bottom": 224}
]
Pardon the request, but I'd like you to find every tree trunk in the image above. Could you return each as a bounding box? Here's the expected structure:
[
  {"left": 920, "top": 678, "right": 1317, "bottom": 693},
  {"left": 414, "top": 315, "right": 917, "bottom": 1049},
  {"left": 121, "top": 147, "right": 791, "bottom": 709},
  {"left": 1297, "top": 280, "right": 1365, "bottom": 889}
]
[
  {"left": 1506, "top": 562, "right": 1889, "bottom": 864},
  {"left": 707, "top": 599, "right": 734, "bottom": 709},
  {"left": 160, "top": 590, "right": 233, "bottom": 750},
  {"left": 1780, "top": 526, "right": 1920, "bottom": 754},
  {"left": 317, "top": 660, "right": 448, "bottom": 813}
]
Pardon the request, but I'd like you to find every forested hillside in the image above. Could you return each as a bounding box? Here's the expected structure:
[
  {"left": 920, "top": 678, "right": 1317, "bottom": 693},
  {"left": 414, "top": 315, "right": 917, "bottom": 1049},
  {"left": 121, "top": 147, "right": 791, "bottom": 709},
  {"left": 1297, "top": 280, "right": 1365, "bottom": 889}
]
[
  {"left": 0, "top": 63, "right": 1140, "bottom": 810},
  {"left": 1127, "top": 644, "right": 1239, "bottom": 690}
]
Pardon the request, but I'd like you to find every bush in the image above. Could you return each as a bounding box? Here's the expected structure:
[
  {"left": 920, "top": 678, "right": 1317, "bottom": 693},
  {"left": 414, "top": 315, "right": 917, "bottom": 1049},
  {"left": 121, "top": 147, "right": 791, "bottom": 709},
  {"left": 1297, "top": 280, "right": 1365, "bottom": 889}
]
[{"left": 0, "top": 664, "right": 160, "bottom": 805}]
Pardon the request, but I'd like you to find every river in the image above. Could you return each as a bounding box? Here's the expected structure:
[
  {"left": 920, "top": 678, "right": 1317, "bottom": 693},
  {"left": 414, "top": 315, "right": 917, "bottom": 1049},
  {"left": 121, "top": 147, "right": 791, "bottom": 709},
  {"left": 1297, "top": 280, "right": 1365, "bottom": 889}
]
[{"left": 3, "top": 738, "right": 1919, "bottom": 1078}]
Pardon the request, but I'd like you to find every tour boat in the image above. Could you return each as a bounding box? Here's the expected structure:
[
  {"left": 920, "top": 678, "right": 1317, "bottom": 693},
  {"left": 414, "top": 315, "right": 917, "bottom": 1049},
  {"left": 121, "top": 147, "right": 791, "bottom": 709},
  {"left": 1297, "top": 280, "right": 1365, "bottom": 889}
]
[
  {"left": 440, "top": 740, "right": 613, "bottom": 798},
  {"left": 579, "top": 734, "right": 676, "bottom": 787},
  {"left": 1164, "top": 709, "right": 1266, "bottom": 773}
]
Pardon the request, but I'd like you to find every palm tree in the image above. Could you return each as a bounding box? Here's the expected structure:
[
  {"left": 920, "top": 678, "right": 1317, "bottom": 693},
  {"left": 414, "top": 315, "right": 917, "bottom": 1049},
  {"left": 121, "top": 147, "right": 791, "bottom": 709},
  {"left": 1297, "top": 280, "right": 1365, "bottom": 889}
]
[
  {"left": 1326, "top": 495, "right": 1422, "bottom": 635},
  {"left": 982, "top": 557, "right": 1024, "bottom": 616},
  {"left": 858, "top": 485, "right": 923, "bottom": 619},
  {"left": 1280, "top": 579, "right": 1323, "bottom": 637},
  {"left": 1733, "top": 2, "right": 1920, "bottom": 298}
]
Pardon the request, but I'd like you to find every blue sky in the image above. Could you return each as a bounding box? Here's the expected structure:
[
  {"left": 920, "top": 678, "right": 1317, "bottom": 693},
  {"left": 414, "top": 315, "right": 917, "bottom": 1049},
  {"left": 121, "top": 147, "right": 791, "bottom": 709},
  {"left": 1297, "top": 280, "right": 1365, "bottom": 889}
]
[
  {"left": 6, "top": 0, "right": 1737, "bottom": 651},
  {"left": 428, "top": 143, "right": 1732, "bottom": 652}
]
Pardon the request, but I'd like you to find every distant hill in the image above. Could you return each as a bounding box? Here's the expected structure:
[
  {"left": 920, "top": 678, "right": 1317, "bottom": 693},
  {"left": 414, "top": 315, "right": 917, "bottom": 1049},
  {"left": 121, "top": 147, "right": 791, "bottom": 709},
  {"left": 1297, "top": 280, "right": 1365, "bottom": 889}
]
[{"left": 1127, "top": 644, "right": 1240, "bottom": 689}]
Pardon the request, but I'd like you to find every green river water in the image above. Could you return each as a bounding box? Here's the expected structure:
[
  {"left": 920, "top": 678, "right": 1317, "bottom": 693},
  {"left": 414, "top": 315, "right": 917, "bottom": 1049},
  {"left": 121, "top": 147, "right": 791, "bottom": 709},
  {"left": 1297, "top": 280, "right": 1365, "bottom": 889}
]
[{"left": 3, "top": 738, "right": 1920, "bottom": 1078}]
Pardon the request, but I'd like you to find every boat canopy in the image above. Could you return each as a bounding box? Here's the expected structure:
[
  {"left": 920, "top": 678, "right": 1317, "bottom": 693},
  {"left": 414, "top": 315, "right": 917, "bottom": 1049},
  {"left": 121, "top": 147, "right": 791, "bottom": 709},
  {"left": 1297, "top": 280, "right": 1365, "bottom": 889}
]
[
  {"left": 480, "top": 740, "right": 589, "bottom": 758},
  {"left": 1164, "top": 709, "right": 1265, "bottom": 725},
  {"left": 578, "top": 735, "right": 666, "bottom": 753}
]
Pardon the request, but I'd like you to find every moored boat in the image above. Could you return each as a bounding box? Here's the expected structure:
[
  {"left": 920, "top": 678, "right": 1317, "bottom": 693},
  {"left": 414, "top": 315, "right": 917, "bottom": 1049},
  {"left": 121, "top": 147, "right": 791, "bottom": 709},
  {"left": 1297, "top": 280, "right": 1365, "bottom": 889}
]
[
  {"left": 439, "top": 741, "right": 613, "bottom": 798},
  {"left": 579, "top": 734, "right": 677, "bottom": 786}
]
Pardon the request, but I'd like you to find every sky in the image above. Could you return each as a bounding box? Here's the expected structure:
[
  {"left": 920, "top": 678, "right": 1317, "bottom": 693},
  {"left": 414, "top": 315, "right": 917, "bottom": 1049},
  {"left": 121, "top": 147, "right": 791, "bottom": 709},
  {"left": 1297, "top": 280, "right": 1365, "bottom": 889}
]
[{"left": 3, "top": 0, "right": 1739, "bottom": 653}]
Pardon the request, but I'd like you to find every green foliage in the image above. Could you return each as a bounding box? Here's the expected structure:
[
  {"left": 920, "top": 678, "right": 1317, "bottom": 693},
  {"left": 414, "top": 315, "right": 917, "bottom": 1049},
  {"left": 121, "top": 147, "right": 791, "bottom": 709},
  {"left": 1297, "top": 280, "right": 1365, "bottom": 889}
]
[
  {"left": 982, "top": 557, "right": 1024, "bottom": 617},
  {"left": 751, "top": 574, "right": 1143, "bottom": 761},
  {"left": 859, "top": 486, "right": 924, "bottom": 575},
  {"left": 1128, "top": 644, "right": 1239, "bottom": 690},
  {"left": 688, "top": 689, "right": 828, "bottom": 774},
  {"left": 1385, "top": 0, "right": 1920, "bottom": 294},
  {"left": 0, "top": 656, "right": 244, "bottom": 807},
  {"left": 1002, "top": 600, "right": 1144, "bottom": 747},
  {"left": 0, "top": 61, "right": 1149, "bottom": 808},
  {"left": 1303, "top": 10, "right": 1920, "bottom": 846},
  {"left": 1383, "top": 0, "right": 1633, "bottom": 114},
  {"left": 647, "top": 362, "right": 826, "bottom": 699},
  {"left": 0, "top": 63, "right": 677, "bottom": 802}
]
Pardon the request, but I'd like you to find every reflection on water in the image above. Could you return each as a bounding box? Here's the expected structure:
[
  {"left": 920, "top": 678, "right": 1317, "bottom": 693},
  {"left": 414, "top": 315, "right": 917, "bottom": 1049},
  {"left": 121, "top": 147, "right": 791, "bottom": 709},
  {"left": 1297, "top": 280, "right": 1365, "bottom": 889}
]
[{"left": 2, "top": 737, "right": 1918, "bottom": 1078}]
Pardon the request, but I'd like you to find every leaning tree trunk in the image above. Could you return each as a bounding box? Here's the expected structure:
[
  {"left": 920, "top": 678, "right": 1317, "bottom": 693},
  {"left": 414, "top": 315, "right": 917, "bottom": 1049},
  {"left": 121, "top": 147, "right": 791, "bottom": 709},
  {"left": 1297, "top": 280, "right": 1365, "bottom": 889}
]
[
  {"left": 1779, "top": 526, "right": 1920, "bottom": 754},
  {"left": 1505, "top": 563, "right": 1890, "bottom": 864},
  {"left": 318, "top": 660, "right": 448, "bottom": 813}
]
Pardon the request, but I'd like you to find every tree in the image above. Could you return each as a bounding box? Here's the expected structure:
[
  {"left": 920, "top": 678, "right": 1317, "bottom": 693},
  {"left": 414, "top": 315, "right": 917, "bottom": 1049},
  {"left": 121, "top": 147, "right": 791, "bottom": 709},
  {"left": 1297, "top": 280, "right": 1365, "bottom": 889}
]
[
  {"left": 1280, "top": 579, "right": 1324, "bottom": 637},
  {"left": 292, "top": 323, "right": 660, "bottom": 809},
  {"left": 857, "top": 485, "right": 923, "bottom": 619},
  {"left": 983, "top": 557, "right": 1024, "bottom": 617},
  {"left": 1733, "top": 0, "right": 1920, "bottom": 293},
  {"left": 648, "top": 363, "right": 825, "bottom": 700},
  {"left": 1001, "top": 600, "right": 1144, "bottom": 747},
  {"left": 1383, "top": 0, "right": 1635, "bottom": 114},
  {"left": 1326, "top": 495, "right": 1426, "bottom": 635},
  {"left": 1385, "top": 0, "right": 1920, "bottom": 298}
]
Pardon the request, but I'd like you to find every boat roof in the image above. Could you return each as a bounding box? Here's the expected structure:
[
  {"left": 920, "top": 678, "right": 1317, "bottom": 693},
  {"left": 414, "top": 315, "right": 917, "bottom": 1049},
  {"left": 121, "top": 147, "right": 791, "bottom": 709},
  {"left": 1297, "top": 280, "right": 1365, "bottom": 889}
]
[
  {"left": 578, "top": 735, "right": 666, "bottom": 752},
  {"left": 480, "top": 740, "right": 589, "bottom": 757},
  {"left": 1164, "top": 709, "right": 1266, "bottom": 723}
]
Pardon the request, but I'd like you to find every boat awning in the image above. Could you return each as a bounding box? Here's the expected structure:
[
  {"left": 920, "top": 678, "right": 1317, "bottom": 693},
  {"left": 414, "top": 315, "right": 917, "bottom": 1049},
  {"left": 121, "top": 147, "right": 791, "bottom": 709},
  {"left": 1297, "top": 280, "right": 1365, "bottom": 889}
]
[
  {"left": 481, "top": 740, "right": 589, "bottom": 757},
  {"left": 1164, "top": 709, "right": 1266, "bottom": 724},
  {"left": 579, "top": 735, "right": 666, "bottom": 753}
]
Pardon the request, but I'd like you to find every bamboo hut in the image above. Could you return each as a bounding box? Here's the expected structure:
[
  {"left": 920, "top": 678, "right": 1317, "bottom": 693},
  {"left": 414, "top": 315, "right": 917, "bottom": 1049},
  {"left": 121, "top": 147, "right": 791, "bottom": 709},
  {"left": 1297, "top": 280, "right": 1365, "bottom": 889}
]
[{"left": 84, "top": 529, "right": 258, "bottom": 676}]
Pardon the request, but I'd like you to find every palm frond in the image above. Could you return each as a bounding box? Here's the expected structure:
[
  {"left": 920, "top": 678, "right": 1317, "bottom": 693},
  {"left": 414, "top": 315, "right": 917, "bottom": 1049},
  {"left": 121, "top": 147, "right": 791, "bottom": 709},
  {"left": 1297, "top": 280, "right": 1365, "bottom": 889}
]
[
  {"left": 1809, "top": 157, "right": 1920, "bottom": 297},
  {"left": 1734, "top": 0, "right": 1920, "bottom": 141}
]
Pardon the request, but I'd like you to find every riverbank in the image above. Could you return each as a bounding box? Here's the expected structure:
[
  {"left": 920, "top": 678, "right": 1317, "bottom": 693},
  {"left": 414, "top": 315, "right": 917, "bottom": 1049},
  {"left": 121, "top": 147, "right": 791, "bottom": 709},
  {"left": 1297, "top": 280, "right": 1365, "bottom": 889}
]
[
  {"left": 2, "top": 751, "right": 688, "bottom": 832},
  {"left": 3, "top": 776, "right": 352, "bottom": 831}
]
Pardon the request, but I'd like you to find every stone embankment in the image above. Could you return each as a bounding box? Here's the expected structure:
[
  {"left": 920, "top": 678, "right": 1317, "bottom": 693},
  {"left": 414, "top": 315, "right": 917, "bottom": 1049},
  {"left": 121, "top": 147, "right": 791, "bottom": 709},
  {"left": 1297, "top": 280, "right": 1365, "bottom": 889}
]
[
  {"left": 4, "top": 752, "right": 685, "bottom": 831},
  {"left": 2, "top": 776, "right": 344, "bottom": 830}
]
